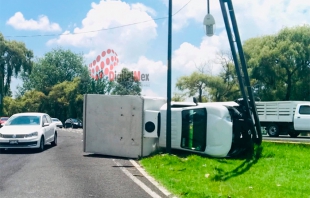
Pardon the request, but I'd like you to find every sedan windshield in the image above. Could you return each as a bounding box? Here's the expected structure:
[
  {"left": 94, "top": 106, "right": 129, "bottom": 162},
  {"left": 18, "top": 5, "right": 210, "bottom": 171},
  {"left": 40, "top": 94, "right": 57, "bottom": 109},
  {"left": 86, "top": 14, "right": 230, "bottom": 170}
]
[
  {"left": 6, "top": 115, "right": 41, "bottom": 126},
  {"left": 52, "top": 118, "right": 59, "bottom": 122}
]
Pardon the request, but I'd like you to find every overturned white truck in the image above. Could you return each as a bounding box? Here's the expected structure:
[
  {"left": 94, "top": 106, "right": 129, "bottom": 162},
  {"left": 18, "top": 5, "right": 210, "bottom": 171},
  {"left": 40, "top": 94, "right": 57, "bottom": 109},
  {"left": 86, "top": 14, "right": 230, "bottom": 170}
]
[
  {"left": 83, "top": 0, "right": 264, "bottom": 159},
  {"left": 83, "top": 95, "right": 256, "bottom": 158}
]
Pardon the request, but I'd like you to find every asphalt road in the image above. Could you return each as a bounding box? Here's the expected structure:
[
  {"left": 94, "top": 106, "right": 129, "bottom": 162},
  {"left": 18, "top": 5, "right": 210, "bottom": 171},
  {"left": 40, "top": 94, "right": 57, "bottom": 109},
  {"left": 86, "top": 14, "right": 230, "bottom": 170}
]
[{"left": 0, "top": 129, "right": 168, "bottom": 198}]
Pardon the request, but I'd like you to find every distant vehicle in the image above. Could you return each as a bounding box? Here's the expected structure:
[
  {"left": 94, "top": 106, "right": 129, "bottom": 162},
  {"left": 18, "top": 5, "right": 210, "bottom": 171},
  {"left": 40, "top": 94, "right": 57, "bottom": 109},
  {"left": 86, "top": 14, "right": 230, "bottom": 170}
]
[
  {"left": 64, "top": 118, "right": 83, "bottom": 129},
  {"left": 52, "top": 118, "right": 63, "bottom": 128},
  {"left": 256, "top": 101, "right": 310, "bottom": 137},
  {"left": 0, "top": 112, "right": 57, "bottom": 152},
  {"left": 0, "top": 117, "right": 9, "bottom": 127}
]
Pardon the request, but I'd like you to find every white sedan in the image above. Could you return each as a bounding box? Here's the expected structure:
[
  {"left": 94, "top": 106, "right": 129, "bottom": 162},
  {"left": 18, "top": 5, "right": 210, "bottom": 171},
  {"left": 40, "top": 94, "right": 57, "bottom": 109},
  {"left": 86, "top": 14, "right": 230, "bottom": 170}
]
[
  {"left": 52, "top": 118, "right": 63, "bottom": 128},
  {"left": 0, "top": 112, "right": 57, "bottom": 152}
]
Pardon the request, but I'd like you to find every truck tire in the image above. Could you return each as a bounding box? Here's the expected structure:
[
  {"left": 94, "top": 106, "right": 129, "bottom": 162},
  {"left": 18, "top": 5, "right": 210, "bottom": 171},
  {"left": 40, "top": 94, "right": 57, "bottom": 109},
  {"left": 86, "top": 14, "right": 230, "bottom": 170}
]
[
  {"left": 267, "top": 123, "right": 279, "bottom": 137},
  {"left": 288, "top": 130, "right": 300, "bottom": 138}
]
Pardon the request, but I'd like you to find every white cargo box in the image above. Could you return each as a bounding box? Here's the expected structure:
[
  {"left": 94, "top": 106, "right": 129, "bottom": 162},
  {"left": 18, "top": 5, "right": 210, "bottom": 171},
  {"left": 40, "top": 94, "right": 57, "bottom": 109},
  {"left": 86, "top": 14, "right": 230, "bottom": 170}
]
[
  {"left": 255, "top": 101, "right": 310, "bottom": 122},
  {"left": 83, "top": 95, "right": 166, "bottom": 158}
]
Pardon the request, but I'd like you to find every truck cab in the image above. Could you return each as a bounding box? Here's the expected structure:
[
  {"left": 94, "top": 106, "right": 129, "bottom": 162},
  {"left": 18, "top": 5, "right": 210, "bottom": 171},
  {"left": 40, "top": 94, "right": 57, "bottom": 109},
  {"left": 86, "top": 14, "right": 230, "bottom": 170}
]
[
  {"left": 152, "top": 100, "right": 254, "bottom": 158},
  {"left": 294, "top": 104, "right": 310, "bottom": 131},
  {"left": 157, "top": 103, "right": 233, "bottom": 157}
]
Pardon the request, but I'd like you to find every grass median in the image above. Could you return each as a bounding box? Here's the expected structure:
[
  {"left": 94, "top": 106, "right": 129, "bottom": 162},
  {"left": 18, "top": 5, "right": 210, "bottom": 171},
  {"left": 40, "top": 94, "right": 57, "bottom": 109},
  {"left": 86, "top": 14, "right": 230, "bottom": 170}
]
[{"left": 139, "top": 142, "right": 310, "bottom": 198}]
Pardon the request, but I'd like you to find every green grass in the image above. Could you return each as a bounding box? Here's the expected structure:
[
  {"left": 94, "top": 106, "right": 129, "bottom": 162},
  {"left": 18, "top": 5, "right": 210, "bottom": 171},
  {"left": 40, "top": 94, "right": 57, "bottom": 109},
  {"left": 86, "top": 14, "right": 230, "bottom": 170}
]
[{"left": 139, "top": 142, "right": 310, "bottom": 198}]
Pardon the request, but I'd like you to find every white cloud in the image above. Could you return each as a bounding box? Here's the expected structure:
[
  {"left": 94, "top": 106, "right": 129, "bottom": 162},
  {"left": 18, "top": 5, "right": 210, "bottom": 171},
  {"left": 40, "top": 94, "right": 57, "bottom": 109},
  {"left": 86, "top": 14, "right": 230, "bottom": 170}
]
[
  {"left": 141, "top": 89, "right": 160, "bottom": 97},
  {"left": 131, "top": 3, "right": 157, "bottom": 17},
  {"left": 172, "top": 30, "right": 229, "bottom": 76},
  {"left": 47, "top": 0, "right": 158, "bottom": 63},
  {"left": 6, "top": 12, "right": 61, "bottom": 32},
  {"left": 42, "top": 0, "right": 310, "bottom": 100},
  {"left": 169, "top": 0, "right": 310, "bottom": 38}
]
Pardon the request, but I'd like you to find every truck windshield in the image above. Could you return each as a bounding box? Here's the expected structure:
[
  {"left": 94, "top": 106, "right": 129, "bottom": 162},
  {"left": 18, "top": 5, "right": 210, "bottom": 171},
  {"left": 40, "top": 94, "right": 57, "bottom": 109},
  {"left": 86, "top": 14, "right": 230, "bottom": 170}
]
[{"left": 181, "top": 108, "right": 207, "bottom": 151}]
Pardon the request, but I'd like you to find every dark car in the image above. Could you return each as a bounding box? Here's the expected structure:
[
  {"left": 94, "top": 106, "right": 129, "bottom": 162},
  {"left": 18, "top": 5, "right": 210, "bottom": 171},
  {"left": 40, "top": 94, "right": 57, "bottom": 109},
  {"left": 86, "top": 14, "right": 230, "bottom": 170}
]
[{"left": 64, "top": 118, "right": 83, "bottom": 129}]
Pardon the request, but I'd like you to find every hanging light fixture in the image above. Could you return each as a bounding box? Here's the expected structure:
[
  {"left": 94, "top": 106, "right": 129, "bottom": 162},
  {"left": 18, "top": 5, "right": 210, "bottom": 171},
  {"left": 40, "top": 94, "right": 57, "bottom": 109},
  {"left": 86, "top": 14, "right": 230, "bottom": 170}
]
[{"left": 203, "top": 0, "right": 216, "bottom": 36}]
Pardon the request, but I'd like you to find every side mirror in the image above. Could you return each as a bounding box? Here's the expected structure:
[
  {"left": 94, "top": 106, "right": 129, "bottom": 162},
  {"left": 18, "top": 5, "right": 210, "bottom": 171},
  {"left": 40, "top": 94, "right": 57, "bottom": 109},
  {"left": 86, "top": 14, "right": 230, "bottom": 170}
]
[{"left": 43, "top": 123, "right": 50, "bottom": 127}]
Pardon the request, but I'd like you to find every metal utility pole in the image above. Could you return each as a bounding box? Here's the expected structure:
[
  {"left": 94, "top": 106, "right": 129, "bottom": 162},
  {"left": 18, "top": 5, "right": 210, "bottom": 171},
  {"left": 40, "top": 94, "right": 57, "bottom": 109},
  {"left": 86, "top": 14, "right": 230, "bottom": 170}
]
[
  {"left": 219, "top": 0, "right": 262, "bottom": 145},
  {"left": 166, "top": 0, "right": 172, "bottom": 154}
]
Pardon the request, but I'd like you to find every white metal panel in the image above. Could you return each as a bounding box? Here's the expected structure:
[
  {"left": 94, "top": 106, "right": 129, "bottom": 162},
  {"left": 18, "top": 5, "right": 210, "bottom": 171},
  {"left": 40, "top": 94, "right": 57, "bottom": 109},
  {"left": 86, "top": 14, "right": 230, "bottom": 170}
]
[
  {"left": 84, "top": 95, "right": 143, "bottom": 158},
  {"left": 143, "top": 110, "right": 160, "bottom": 138},
  {"left": 141, "top": 97, "right": 166, "bottom": 157}
]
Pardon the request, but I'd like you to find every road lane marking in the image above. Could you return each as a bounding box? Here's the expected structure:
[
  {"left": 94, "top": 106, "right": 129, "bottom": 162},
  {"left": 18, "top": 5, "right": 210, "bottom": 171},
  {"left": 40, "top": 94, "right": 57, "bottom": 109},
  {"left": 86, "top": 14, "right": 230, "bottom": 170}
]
[
  {"left": 130, "top": 160, "right": 174, "bottom": 197},
  {"left": 112, "top": 159, "right": 162, "bottom": 198}
]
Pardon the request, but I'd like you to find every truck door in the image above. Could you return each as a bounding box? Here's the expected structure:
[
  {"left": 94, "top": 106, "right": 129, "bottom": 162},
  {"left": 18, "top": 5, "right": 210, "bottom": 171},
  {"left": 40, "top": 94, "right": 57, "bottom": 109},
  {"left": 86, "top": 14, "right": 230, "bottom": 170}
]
[{"left": 294, "top": 104, "right": 310, "bottom": 131}]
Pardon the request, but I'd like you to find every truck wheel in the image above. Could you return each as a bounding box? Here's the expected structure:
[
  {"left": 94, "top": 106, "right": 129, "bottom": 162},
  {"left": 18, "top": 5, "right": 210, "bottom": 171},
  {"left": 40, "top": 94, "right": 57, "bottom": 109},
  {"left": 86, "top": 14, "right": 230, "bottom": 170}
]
[
  {"left": 288, "top": 130, "right": 300, "bottom": 138},
  {"left": 267, "top": 124, "right": 279, "bottom": 137}
]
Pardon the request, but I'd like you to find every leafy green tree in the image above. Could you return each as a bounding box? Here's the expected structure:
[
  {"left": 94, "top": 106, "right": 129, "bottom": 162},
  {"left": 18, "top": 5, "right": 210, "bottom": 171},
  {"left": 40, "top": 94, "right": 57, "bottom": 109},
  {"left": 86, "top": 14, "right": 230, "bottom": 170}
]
[
  {"left": 244, "top": 25, "right": 310, "bottom": 101},
  {"left": 20, "top": 48, "right": 89, "bottom": 95},
  {"left": 48, "top": 78, "right": 82, "bottom": 122},
  {"left": 88, "top": 76, "right": 115, "bottom": 95},
  {"left": 207, "top": 52, "right": 240, "bottom": 101},
  {"left": 3, "top": 96, "right": 22, "bottom": 116},
  {"left": 19, "top": 90, "right": 48, "bottom": 112},
  {"left": 171, "top": 93, "right": 186, "bottom": 102},
  {"left": 3, "top": 90, "right": 47, "bottom": 116},
  {"left": 112, "top": 68, "right": 141, "bottom": 95},
  {"left": 0, "top": 33, "right": 33, "bottom": 115},
  {"left": 175, "top": 72, "right": 210, "bottom": 102}
]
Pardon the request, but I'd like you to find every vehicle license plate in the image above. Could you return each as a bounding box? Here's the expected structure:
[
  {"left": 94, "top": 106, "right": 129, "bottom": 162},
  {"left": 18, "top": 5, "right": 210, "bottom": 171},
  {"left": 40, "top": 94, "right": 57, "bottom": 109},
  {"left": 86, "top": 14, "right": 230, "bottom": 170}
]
[{"left": 9, "top": 140, "right": 18, "bottom": 144}]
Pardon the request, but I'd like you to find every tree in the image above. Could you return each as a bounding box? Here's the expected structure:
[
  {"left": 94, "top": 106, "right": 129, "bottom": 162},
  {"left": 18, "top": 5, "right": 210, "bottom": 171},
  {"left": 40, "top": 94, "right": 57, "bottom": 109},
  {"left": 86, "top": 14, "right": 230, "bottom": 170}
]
[
  {"left": 3, "top": 96, "right": 22, "bottom": 116},
  {"left": 207, "top": 51, "right": 240, "bottom": 101},
  {"left": 0, "top": 33, "right": 33, "bottom": 115},
  {"left": 175, "top": 72, "right": 210, "bottom": 102},
  {"left": 3, "top": 90, "right": 47, "bottom": 116},
  {"left": 171, "top": 93, "right": 186, "bottom": 102},
  {"left": 244, "top": 25, "right": 310, "bottom": 101},
  {"left": 112, "top": 68, "right": 141, "bottom": 95},
  {"left": 20, "top": 48, "right": 89, "bottom": 95},
  {"left": 20, "top": 90, "right": 48, "bottom": 112},
  {"left": 87, "top": 76, "right": 115, "bottom": 95},
  {"left": 48, "top": 78, "right": 82, "bottom": 122}
]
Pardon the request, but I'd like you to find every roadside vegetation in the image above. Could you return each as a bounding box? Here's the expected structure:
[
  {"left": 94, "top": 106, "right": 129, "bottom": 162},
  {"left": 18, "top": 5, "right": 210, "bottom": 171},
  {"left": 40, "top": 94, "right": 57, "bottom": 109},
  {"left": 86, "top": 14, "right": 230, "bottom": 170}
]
[{"left": 140, "top": 142, "right": 310, "bottom": 198}]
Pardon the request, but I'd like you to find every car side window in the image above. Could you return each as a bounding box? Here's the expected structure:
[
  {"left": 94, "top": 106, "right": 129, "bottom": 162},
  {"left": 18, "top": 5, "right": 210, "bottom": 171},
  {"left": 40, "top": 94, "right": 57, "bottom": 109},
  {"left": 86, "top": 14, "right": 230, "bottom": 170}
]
[
  {"left": 299, "top": 105, "right": 310, "bottom": 115},
  {"left": 42, "top": 116, "right": 48, "bottom": 126},
  {"left": 46, "top": 115, "right": 52, "bottom": 123}
]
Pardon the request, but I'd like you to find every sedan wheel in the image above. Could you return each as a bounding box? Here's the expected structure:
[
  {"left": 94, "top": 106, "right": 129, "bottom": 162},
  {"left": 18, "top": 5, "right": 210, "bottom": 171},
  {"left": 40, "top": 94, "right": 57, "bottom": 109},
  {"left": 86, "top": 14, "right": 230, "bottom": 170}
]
[
  {"left": 37, "top": 137, "right": 45, "bottom": 152},
  {"left": 51, "top": 133, "right": 57, "bottom": 146}
]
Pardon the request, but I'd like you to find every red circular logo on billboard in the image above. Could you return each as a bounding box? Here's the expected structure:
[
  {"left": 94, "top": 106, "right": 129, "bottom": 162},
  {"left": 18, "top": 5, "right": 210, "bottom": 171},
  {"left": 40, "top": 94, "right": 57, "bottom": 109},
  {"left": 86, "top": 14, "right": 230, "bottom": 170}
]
[{"left": 89, "top": 49, "right": 119, "bottom": 81}]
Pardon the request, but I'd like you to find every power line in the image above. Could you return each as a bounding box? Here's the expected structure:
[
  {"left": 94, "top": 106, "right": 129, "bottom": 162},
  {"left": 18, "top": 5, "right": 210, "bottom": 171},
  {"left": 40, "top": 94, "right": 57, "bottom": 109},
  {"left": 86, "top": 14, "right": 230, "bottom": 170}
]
[{"left": 4, "top": 0, "right": 193, "bottom": 38}]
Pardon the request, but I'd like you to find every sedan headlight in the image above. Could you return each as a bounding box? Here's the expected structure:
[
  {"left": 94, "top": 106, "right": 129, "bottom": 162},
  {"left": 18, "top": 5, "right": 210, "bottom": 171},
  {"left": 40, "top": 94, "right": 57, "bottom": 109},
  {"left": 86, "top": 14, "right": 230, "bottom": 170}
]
[{"left": 25, "top": 132, "right": 38, "bottom": 138}]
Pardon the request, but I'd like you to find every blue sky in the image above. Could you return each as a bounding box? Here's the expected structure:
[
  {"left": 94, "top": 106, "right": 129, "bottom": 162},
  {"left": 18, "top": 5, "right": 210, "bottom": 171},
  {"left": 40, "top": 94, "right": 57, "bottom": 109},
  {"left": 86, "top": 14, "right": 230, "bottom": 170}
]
[{"left": 1, "top": 0, "right": 309, "bottom": 99}]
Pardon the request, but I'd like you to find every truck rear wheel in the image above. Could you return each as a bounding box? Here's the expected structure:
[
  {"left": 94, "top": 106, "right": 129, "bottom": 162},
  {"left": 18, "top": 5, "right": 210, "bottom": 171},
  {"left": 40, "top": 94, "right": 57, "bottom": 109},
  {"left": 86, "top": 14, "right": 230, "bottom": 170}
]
[
  {"left": 267, "top": 123, "right": 279, "bottom": 137},
  {"left": 288, "top": 130, "right": 300, "bottom": 138}
]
